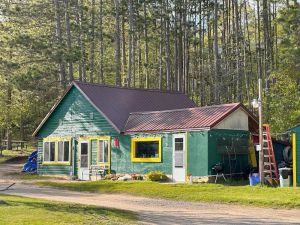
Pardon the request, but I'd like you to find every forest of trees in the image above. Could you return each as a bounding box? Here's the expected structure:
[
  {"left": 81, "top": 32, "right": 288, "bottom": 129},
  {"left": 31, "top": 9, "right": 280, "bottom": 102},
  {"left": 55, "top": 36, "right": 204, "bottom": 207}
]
[{"left": 0, "top": 0, "right": 299, "bottom": 146}]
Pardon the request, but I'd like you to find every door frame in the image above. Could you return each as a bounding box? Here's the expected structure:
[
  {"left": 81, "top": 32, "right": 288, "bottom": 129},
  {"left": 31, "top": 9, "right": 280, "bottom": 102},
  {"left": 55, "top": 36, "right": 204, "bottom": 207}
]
[
  {"left": 78, "top": 139, "right": 90, "bottom": 180},
  {"left": 172, "top": 133, "right": 187, "bottom": 182}
]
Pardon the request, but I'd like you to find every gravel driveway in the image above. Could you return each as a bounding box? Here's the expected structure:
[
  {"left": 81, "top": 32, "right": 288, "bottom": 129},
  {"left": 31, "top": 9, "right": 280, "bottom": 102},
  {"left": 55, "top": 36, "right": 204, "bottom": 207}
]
[{"left": 0, "top": 162, "right": 300, "bottom": 225}]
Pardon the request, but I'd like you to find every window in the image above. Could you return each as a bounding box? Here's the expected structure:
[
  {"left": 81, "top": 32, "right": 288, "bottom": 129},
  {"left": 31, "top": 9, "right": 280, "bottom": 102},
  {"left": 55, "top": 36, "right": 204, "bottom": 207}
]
[
  {"left": 58, "top": 141, "right": 70, "bottom": 162},
  {"left": 43, "top": 141, "right": 55, "bottom": 162},
  {"left": 43, "top": 138, "right": 71, "bottom": 164},
  {"left": 174, "top": 138, "right": 184, "bottom": 168},
  {"left": 131, "top": 137, "right": 161, "bottom": 162},
  {"left": 97, "top": 140, "right": 109, "bottom": 164}
]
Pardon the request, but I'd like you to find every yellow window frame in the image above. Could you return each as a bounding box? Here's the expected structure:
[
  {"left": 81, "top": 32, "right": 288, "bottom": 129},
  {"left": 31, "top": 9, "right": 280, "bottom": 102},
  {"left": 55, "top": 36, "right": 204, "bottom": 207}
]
[
  {"left": 42, "top": 137, "right": 72, "bottom": 166},
  {"left": 131, "top": 137, "right": 162, "bottom": 162},
  {"left": 78, "top": 136, "right": 111, "bottom": 167}
]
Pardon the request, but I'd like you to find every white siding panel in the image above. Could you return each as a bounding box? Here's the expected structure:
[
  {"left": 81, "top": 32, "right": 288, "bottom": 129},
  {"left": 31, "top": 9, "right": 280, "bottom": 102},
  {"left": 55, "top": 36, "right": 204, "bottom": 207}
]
[{"left": 214, "top": 108, "right": 248, "bottom": 130}]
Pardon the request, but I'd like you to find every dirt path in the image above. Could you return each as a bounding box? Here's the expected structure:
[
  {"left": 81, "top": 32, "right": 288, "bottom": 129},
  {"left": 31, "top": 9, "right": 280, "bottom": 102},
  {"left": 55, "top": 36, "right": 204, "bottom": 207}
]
[
  {"left": 0, "top": 182, "right": 299, "bottom": 225},
  {"left": 1, "top": 162, "right": 300, "bottom": 224}
]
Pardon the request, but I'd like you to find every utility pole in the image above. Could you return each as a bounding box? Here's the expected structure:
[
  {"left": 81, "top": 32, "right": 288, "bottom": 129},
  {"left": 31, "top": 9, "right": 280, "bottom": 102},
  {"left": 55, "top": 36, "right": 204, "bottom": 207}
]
[
  {"left": 252, "top": 78, "right": 264, "bottom": 185},
  {"left": 258, "top": 78, "right": 264, "bottom": 185}
]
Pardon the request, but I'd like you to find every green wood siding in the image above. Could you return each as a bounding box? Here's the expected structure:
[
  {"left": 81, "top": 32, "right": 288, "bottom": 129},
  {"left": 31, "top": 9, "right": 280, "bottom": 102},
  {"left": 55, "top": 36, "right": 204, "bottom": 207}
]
[
  {"left": 111, "top": 134, "right": 173, "bottom": 175},
  {"left": 187, "top": 131, "right": 209, "bottom": 176},
  {"left": 37, "top": 86, "right": 117, "bottom": 138},
  {"left": 36, "top": 86, "right": 117, "bottom": 176},
  {"left": 37, "top": 139, "right": 71, "bottom": 176}
]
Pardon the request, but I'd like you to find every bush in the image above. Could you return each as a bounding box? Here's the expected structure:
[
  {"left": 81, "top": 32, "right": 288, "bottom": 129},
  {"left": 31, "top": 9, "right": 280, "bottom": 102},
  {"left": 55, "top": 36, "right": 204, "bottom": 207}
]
[{"left": 146, "top": 171, "right": 168, "bottom": 182}]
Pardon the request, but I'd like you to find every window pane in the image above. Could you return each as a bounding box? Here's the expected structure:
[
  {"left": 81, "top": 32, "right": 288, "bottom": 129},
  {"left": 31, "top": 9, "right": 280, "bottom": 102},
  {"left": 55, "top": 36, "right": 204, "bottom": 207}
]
[
  {"left": 58, "top": 141, "right": 64, "bottom": 161},
  {"left": 81, "top": 143, "right": 88, "bottom": 155},
  {"left": 64, "top": 141, "right": 70, "bottom": 161},
  {"left": 135, "top": 141, "right": 159, "bottom": 158},
  {"left": 49, "top": 142, "right": 55, "bottom": 161},
  {"left": 98, "top": 140, "right": 108, "bottom": 163},
  {"left": 44, "top": 142, "right": 49, "bottom": 161},
  {"left": 175, "top": 138, "right": 183, "bottom": 151},
  {"left": 98, "top": 141, "right": 104, "bottom": 163},
  {"left": 103, "top": 141, "right": 108, "bottom": 163}
]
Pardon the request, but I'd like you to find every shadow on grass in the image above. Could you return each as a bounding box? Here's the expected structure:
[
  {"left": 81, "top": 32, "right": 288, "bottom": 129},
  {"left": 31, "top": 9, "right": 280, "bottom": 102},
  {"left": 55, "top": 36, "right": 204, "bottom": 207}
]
[{"left": 2, "top": 197, "right": 137, "bottom": 221}]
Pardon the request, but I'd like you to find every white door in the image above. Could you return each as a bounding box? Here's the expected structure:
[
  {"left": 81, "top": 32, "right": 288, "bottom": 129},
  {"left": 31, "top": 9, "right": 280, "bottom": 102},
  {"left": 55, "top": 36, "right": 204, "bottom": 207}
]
[
  {"left": 79, "top": 141, "right": 90, "bottom": 180},
  {"left": 173, "top": 134, "right": 186, "bottom": 182}
]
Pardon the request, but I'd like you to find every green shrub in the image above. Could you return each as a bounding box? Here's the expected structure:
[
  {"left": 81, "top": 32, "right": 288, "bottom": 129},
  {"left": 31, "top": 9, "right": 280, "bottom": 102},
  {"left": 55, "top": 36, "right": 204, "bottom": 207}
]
[{"left": 146, "top": 171, "right": 168, "bottom": 182}]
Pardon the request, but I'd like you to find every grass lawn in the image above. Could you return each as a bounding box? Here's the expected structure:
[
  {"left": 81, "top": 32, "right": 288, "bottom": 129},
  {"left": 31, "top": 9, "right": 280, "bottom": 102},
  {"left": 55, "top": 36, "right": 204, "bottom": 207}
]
[
  {"left": 0, "top": 149, "right": 33, "bottom": 163},
  {"left": 38, "top": 181, "right": 300, "bottom": 209},
  {"left": 0, "top": 194, "right": 137, "bottom": 225}
]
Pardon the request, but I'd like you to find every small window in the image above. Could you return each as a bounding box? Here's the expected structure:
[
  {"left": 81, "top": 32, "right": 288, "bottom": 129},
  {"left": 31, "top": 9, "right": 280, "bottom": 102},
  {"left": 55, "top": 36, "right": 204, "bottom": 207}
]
[
  {"left": 174, "top": 138, "right": 184, "bottom": 168},
  {"left": 58, "top": 141, "right": 70, "bottom": 162},
  {"left": 131, "top": 137, "right": 161, "bottom": 162},
  {"left": 98, "top": 140, "right": 109, "bottom": 164},
  {"left": 44, "top": 141, "right": 55, "bottom": 162}
]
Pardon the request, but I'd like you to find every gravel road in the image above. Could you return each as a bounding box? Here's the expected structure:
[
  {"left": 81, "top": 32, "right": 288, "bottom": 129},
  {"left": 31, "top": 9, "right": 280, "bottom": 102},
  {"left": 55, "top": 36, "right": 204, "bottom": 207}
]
[{"left": 0, "top": 162, "right": 300, "bottom": 225}]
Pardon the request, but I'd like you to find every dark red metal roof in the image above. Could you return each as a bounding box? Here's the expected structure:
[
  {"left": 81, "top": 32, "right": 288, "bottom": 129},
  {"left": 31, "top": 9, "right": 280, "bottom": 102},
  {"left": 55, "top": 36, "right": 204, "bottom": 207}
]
[
  {"left": 74, "top": 82, "right": 196, "bottom": 132},
  {"left": 124, "top": 103, "right": 254, "bottom": 132}
]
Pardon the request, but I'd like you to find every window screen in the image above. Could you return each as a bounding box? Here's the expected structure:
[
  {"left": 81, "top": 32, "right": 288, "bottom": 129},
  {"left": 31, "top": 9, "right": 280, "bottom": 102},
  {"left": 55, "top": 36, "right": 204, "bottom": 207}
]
[
  {"left": 174, "top": 138, "right": 184, "bottom": 168},
  {"left": 44, "top": 141, "right": 55, "bottom": 162},
  {"left": 135, "top": 141, "right": 159, "bottom": 158},
  {"left": 98, "top": 140, "right": 108, "bottom": 163},
  {"left": 58, "top": 141, "right": 70, "bottom": 162}
]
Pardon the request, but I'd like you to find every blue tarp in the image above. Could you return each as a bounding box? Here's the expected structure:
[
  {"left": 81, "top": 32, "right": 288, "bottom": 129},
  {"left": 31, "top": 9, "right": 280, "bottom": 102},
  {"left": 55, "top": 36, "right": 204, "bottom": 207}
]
[{"left": 22, "top": 150, "right": 37, "bottom": 173}]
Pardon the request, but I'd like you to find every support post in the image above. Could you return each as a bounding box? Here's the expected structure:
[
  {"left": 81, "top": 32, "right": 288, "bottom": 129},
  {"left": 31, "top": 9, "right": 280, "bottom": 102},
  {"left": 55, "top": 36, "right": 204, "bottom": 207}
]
[
  {"left": 293, "top": 133, "right": 297, "bottom": 188},
  {"left": 258, "top": 78, "right": 264, "bottom": 184}
]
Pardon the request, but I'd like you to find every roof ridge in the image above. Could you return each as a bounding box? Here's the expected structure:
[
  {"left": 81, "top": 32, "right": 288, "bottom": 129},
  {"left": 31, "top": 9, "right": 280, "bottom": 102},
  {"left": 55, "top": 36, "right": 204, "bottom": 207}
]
[
  {"left": 73, "top": 81, "right": 187, "bottom": 95},
  {"left": 129, "top": 102, "right": 241, "bottom": 115}
]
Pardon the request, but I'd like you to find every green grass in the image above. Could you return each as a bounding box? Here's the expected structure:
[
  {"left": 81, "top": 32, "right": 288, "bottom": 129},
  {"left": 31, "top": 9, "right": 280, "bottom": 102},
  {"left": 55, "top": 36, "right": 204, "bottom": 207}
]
[
  {"left": 18, "top": 174, "right": 65, "bottom": 181},
  {"left": 0, "top": 149, "right": 33, "bottom": 163},
  {"left": 38, "top": 180, "right": 300, "bottom": 209},
  {"left": 0, "top": 194, "right": 137, "bottom": 225}
]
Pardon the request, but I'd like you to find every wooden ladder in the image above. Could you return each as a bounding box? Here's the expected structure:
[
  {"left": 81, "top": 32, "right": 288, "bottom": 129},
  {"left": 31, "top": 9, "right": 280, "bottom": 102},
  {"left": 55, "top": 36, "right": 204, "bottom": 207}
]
[{"left": 262, "top": 124, "right": 279, "bottom": 184}]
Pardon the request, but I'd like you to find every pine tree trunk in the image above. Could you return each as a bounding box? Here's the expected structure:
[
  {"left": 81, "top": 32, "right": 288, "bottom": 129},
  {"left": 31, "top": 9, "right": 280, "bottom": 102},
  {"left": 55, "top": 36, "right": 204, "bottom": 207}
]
[
  {"left": 64, "top": 0, "right": 73, "bottom": 82},
  {"left": 113, "top": 0, "right": 121, "bottom": 86},
  {"left": 54, "top": 0, "right": 66, "bottom": 86}
]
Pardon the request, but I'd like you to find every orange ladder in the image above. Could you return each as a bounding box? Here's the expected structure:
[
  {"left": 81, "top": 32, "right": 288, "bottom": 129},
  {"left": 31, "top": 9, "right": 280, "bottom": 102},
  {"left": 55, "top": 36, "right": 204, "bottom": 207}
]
[{"left": 262, "top": 124, "right": 279, "bottom": 183}]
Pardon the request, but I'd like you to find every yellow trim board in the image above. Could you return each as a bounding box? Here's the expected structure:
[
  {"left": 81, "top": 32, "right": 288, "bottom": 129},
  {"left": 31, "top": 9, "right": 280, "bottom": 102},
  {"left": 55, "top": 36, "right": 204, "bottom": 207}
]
[
  {"left": 131, "top": 137, "right": 162, "bottom": 162},
  {"left": 293, "top": 133, "right": 297, "bottom": 188}
]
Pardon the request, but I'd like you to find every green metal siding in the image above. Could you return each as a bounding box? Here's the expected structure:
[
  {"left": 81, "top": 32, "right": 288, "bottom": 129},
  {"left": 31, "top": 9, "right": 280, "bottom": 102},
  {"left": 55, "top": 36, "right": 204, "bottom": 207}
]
[
  {"left": 111, "top": 133, "right": 173, "bottom": 175},
  {"left": 187, "top": 131, "right": 209, "bottom": 176},
  {"left": 208, "top": 129, "right": 249, "bottom": 175},
  {"left": 290, "top": 126, "right": 300, "bottom": 186},
  {"left": 36, "top": 86, "right": 117, "bottom": 176}
]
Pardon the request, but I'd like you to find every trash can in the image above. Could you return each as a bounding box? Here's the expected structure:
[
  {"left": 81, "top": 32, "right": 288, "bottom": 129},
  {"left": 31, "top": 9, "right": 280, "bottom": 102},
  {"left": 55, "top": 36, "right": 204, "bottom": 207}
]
[
  {"left": 249, "top": 173, "right": 260, "bottom": 186},
  {"left": 278, "top": 168, "right": 292, "bottom": 187}
]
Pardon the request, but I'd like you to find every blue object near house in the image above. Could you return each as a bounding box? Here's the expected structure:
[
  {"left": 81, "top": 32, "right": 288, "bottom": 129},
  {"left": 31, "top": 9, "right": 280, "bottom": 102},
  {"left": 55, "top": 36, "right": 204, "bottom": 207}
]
[
  {"left": 249, "top": 173, "right": 260, "bottom": 186},
  {"left": 22, "top": 150, "right": 38, "bottom": 173}
]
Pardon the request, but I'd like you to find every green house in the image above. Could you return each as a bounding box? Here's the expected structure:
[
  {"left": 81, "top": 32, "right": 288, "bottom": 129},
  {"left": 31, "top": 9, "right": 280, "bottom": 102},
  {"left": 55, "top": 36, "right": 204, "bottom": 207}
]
[{"left": 33, "top": 82, "right": 258, "bottom": 182}]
